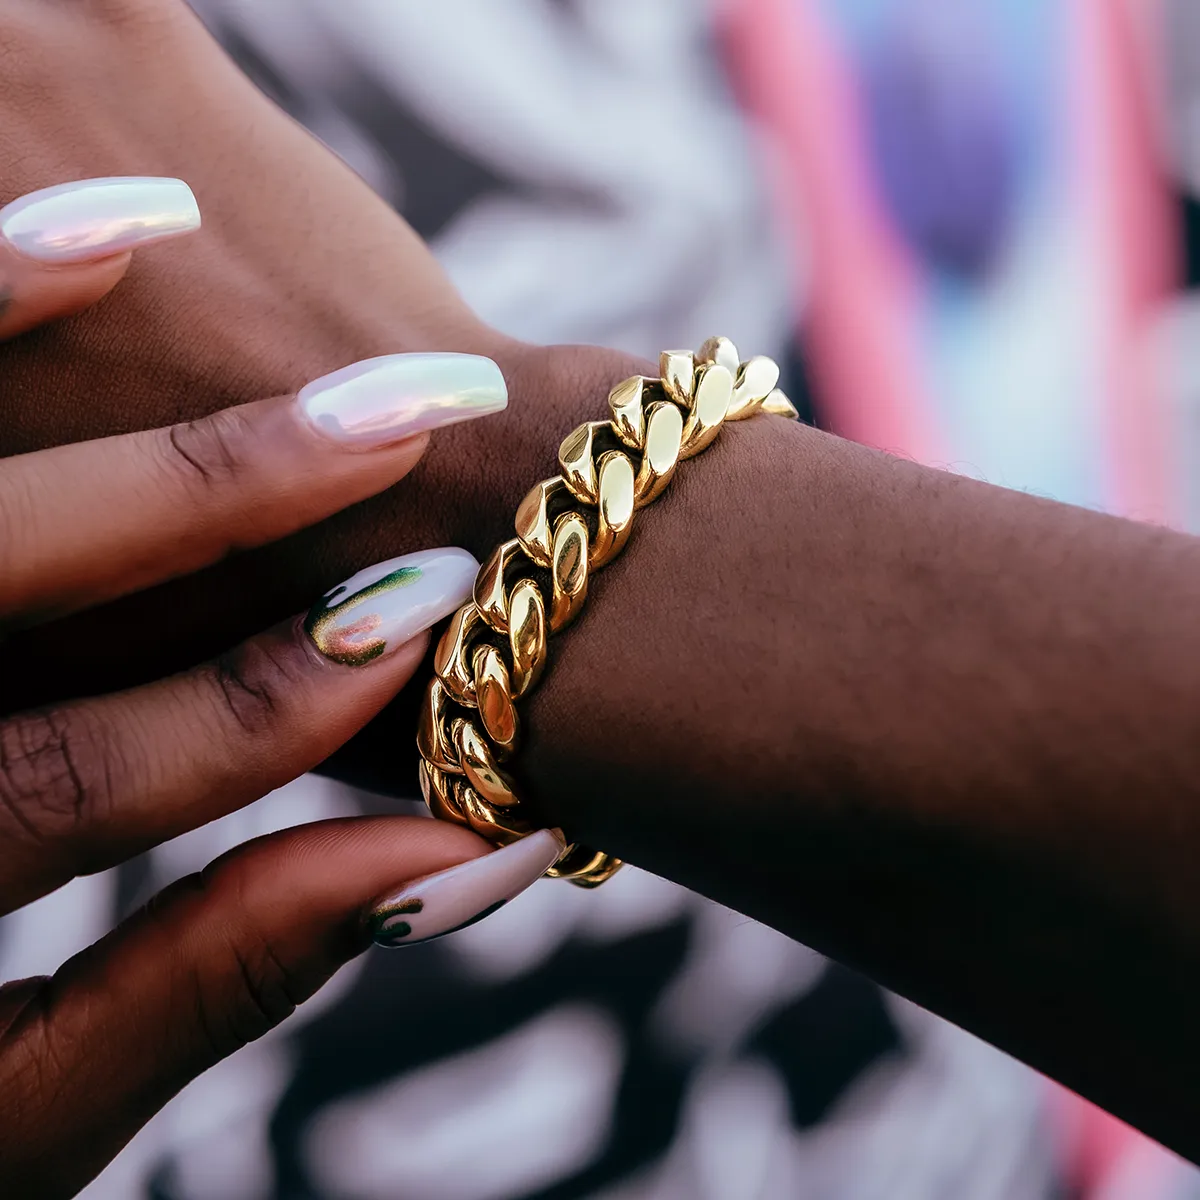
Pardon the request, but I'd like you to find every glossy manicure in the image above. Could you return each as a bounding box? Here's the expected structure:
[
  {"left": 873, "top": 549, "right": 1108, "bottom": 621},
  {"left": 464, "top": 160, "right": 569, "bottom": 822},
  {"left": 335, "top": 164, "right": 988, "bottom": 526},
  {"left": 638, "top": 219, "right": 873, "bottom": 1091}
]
[
  {"left": 370, "top": 829, "right": 567, "bottom": 946},
  {"left": 305, "top": 547, "right": 478, "bottom": 667},
  {"left": 297, "top": 352, "right": 507, "bottom": 446},
  {"left": 0, "top": 177, "right": 201, "bottom": 264}
]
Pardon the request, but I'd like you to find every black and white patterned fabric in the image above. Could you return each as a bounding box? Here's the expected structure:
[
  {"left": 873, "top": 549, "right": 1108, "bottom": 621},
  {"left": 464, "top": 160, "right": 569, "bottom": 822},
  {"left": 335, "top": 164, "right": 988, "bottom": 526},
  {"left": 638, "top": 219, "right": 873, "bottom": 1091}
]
[{"left": 1, "top": 777, "right": 1054, "bottom": 1199}]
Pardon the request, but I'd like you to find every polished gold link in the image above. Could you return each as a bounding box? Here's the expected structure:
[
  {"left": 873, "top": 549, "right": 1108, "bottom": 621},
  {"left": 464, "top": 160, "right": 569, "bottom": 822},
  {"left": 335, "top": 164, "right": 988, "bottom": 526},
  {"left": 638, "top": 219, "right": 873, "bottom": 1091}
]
[
  {"left": 545, "top": 843, "right": 621, "bottom": 884},
  {"left": 590, "top": 450, "right": 636, "bottom": 569},
  {"left": 515, "top": 476, "right": 570, "bottom": 568},
  {"left": 697, "top": 334, "right": 740, "bottom": 376},
  {"left": 558, "top": 421, "right": 607, "bottom": 505},
  {"left": 577, "top": 855, "right": 627, "bottom": 887},
  {"left": 460, "top": 782, "right": 534, "bottom": 846},
  {"left": 452, "top": 717, "right": 521, "bottom": 810},
  {"left": 633, "top": 401, "right": 684, "bottom": 507},
  {"left": 660, "top": 349, "right": 695, "bottom": 409},
  {"left": 473, "top": 644, "right": 519, "bottom": 754},
  {"left": 679, "top": 362, "right": 734, "bottom": 460},
  {"left": 417, "top": 757, "right": 433, "bottom": 802},
  {"left": 474, "top": 538, "right": 523, "bottom": 635},
  {"left": 417, "top": 678, "right": 459, "bottom": 773},
  {"left": 549, "top": 512, "right": 589, "bottom": 632},
  {"left": 726, "top": 354, "right": 782, "bottom": 420},
  {"left": 435, "top": 604, "right": 483, "bottom": 706},
  {"left": 608, "top": 375, "right": 649, "bottom": 449},
  {"left": 420, "top": 760, "right": 470, "bottom": 827},
  {"left": 762, "top": 388, "right": 799, "bottom": 419},
  {"left": 472, "top": 544, "right": 511, "bottom": 638},
  {"left": 567, "top": 855, "right": 626, "bottom": 888},
  {"left": 418, "top": 339, "right": 794, "bottom": 886},
  {"left": 507, "top": 577, "right": 548, "bottom": 698}
]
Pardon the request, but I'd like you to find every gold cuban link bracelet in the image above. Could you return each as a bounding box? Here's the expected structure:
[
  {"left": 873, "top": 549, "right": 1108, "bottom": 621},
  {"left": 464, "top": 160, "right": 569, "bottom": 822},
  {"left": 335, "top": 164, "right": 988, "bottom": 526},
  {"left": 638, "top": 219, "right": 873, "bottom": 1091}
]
[{"left": 416, "top": 337, "right": 797, "bottom": 886}]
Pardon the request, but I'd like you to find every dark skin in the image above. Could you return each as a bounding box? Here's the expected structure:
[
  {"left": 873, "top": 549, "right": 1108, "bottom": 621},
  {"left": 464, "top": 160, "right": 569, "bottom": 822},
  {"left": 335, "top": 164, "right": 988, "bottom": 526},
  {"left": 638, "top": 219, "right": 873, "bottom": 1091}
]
[
  {"left": 0, "top": 0, "right": 1198, "bottom": 1183},
  {"left": 526, "top": 417, "right": 1200, "bottom": 1160}
]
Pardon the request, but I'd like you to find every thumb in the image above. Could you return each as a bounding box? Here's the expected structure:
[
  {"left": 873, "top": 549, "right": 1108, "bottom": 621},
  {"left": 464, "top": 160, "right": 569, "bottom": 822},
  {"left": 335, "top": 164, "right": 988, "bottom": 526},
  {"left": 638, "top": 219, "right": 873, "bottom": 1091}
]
[{"left": 0, "top": 176, "right": 200, "bottom": 339}]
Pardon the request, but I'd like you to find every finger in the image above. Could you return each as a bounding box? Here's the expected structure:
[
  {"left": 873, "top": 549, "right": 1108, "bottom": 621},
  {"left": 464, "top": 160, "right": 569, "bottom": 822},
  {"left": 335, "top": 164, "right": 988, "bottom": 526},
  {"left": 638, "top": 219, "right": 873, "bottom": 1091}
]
[
  {"left": 0, "top": 353, "right": 507, "bottom": 626},
  {"left": 0, "top": 815, "right": 505, "bottom": 1198},
  {"left": 0, "top": 177, "right": 201, "bottom": 339},
  {"left": 0, "top": 546, "right": 478, "bottom": 913}
]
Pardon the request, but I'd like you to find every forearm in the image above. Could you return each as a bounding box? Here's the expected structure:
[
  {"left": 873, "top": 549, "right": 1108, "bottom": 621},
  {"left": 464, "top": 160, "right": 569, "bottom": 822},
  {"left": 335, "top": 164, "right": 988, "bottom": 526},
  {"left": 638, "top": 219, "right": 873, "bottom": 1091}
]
[{"left": 523, "top": 416, "right": 1200, "bottom": 1159}]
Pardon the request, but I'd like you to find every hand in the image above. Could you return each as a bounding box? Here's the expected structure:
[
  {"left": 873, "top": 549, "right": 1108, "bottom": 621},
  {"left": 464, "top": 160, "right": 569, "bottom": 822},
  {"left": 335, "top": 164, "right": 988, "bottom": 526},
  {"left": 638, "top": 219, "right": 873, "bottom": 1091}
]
[
  {"left": 0, "top": 179, "right": 497, "bottom": 1195},
  {"left": 0, "top": 0, "right": 645, "bottom": 783}
]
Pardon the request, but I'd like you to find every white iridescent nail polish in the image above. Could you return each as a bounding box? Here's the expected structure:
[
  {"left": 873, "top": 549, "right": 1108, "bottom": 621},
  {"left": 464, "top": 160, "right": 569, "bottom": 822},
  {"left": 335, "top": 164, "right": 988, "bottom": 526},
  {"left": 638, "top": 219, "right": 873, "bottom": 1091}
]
[
  {"left": 297, "top": 352, "right": 508, "bottom": 446},
  {"left": 0, "top": 177, "right": 200, "bottom": 264},
  {"left": 305, "top": 547, "right": 479, "bottom": 667},
  {"left": 370, "top": 829, "right": 567, "bottom": 946}
]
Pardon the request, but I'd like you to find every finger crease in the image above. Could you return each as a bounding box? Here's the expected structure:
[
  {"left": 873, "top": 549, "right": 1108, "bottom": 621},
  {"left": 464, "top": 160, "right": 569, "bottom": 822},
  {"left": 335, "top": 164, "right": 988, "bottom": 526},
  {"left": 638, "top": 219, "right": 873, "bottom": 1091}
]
[
  {"left": 232, "top": 937, "right": 297, "bottom": 1032},
  {"left": 44, "top": 711, "right": 88, "bottom": 831},
  {"left": 168, "top": 423, "right": 215, "bottom": 485},
  {"left": 0, "top": 734, "right": 46, "bottom": 849},
  {"left": 213, "top": 660, "right": 278, "bottom": 736}
]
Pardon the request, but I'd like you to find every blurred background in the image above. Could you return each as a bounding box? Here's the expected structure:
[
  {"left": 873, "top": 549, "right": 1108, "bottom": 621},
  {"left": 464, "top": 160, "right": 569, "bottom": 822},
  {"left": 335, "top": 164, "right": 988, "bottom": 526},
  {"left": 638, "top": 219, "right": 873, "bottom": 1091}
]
[{"left": 3, "top": 0, "right": 1199, "bottom": 1195}]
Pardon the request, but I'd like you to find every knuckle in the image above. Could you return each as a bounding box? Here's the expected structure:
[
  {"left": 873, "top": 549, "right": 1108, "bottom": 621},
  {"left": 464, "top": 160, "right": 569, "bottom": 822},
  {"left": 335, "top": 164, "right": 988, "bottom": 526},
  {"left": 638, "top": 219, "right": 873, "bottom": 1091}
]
[
  {"left": 162, "top": 407, "right": 257, "bottom": 497},
  {"left": 0, "top": 982, "right": 71, "bottom": 1167},
  {"left": 0, "top": 707, "right": 115, "bottom": 855},
  {"left": 179, "top": 867, "right": 305, "bottom": 1058},
  {"left": 209, "top": 928, "right": 300, "bottom": 1052},
  {"left": 0, "top": 984, "right": 63, "bottom": 1108},
  {"left": 202, "top": 636, "right": 307, "bottom": 741}
]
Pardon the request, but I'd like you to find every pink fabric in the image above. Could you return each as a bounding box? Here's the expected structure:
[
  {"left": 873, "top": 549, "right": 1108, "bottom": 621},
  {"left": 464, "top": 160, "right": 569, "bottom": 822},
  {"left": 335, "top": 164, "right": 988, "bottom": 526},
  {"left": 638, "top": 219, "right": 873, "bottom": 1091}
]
[
  {"left": 721, "top": 0, "right": 1179, "bottom": 516},
  {"left": 1050, "top": 1086, "right": 1187, "bottom": 1197},
  {"left": 719, "top": 0, "right": 947, "bottom": 462},
  {"left": 1071, "top": 0, "right": 1179, "bottom": 524}
]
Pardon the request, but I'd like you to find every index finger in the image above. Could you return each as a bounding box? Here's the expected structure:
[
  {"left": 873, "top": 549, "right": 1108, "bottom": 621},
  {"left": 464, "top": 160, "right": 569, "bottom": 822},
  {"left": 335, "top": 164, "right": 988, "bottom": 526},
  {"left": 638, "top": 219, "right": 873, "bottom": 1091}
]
[{"left": 0, "top": 352, "right": 507, "bottom": 625}]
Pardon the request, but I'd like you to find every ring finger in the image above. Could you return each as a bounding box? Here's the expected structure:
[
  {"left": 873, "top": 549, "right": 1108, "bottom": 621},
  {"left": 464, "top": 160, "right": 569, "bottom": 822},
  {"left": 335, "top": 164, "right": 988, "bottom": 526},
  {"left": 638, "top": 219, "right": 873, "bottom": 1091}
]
[{"left": 0, "top": 543, "right": 480, "bottom": 914}]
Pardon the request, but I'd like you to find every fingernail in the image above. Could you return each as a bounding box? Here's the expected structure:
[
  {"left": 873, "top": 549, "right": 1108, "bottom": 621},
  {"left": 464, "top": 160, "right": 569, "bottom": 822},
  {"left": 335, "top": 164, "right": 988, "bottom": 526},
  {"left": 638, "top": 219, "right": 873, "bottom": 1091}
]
[
  {"left": 297, "top": 352, "right": 508, "bottom": 446},
  {"left": 0, "top": 177, "right": 201, "bottom": 264},
  {"left": 305, "top": 547, "right": 478, "bottom": 667},
  {"left": 370, "top": 829, "right": 567, "bottom": 946}
]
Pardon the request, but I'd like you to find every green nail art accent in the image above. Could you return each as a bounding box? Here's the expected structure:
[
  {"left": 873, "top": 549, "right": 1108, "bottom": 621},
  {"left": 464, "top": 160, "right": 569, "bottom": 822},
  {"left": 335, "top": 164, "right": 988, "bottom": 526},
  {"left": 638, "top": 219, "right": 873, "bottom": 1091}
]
[
  {"left": 372, "top": 898, "right": 508, "bottom": 947},
  {"left": 370, "top": 897, "right": 423, "bottom": 943},
  {"left": 305, "top": 566, "right": 422, "bottom": 666}
]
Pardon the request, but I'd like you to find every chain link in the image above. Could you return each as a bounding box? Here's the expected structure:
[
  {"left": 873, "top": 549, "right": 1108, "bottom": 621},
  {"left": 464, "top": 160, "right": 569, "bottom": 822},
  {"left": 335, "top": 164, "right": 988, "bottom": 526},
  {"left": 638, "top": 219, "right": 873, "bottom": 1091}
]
[{"left": 416, "top": 337, "right": 797, "bottom": 886}]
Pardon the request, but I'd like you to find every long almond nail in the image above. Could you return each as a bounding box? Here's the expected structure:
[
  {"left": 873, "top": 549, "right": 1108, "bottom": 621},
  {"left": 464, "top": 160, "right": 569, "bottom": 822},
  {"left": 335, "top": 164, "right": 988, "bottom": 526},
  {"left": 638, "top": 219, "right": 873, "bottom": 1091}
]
[
  {"left": 305, "top": 547, "right": 478, "bottom": 667},
  {"left": 370, "top": 829, "right": 567, "bottom": 946},
  {"left": 296, "top": 352, "right": 507, "bottom": 446},
  {"left": 0, "top": 177, "right": 201, "bottom": 264}
]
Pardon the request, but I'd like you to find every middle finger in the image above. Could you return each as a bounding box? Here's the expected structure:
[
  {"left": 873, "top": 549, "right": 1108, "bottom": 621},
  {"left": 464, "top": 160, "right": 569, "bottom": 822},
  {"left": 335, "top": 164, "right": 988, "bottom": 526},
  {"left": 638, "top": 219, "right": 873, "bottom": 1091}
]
[{"left": 0, "top": 352, "right": 507, "bottom": 626}]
